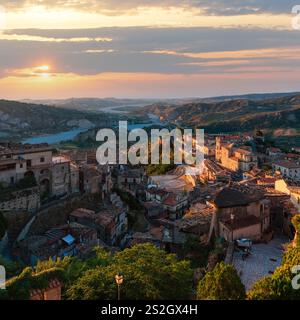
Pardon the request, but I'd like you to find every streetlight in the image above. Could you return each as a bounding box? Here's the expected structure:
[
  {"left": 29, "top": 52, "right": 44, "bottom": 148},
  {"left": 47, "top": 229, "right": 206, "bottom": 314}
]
[{"left": 115, "top": 273, "right": 124, "bottom": 300}]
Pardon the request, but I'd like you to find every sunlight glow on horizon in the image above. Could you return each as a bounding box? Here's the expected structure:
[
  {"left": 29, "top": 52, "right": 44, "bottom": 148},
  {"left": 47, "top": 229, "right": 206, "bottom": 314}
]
[
  {"left": 0, "top": 2, "right": 298, "bottom": 99},
  {"left": 36, "top": 65, "right": 49, "bottom": 72}
]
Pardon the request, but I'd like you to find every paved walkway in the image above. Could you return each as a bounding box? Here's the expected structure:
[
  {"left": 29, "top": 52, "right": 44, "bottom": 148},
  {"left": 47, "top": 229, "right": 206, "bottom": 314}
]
[{"left": 232, "top": 236, "right": 289, "bottom": 291}]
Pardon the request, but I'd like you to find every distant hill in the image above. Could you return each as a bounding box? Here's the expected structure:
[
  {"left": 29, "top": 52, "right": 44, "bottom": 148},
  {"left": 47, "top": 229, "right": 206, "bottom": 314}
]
[
  {"left": 135, "top": 94, "right": 300, "bottom": 134},
  {"left": 193, "top": 92, "right": 300, "bottom": 103},
  {"left": 21, "top": 98, "right": 157, "bottom": 112},
  {"left": 21, "top": 92, "right": 300, "bottom": 113},
  {"left": 0, "top": 100, "right": 115, "bottom": 140},
  {"left": 6, "top": 91, "right": 300, "bottom": 140}
]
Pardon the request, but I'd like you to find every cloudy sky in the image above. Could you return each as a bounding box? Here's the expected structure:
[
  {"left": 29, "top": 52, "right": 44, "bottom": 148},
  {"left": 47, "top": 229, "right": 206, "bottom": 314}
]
[{"left": 0, "top": 1, "right": 299, "bottom": 99}]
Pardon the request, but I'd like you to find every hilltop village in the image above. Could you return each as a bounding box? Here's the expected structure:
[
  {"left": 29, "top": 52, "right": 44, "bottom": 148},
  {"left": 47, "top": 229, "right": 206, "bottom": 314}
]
[{"left": 0, "top": 130, "right": 300, "bottom": 299}]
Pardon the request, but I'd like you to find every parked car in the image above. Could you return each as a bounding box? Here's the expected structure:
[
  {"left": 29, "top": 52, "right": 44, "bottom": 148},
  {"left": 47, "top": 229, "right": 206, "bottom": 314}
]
[{"left": 235, "top": 238, "right": 252, "bottom": 250}]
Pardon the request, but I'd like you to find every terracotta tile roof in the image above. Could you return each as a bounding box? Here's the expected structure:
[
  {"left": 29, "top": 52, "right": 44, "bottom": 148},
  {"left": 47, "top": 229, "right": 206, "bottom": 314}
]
[
  {"left": 214, "top": 186, "right": 263, "bottom": 208},
  {"left": 147, "top": 187, "right": 168, "bottom": 196},
  {"left": 178, "top": 204, "right": 214, "bottom": 230},
  {"left": 257, "top": 177, "right": 277, "bottom": 185},
  {"left": 286, "top": 153, "right": 300, "bottom": 159},
  {"left": 163, "top": 194, "right": 178, "bottom": 206},
  {"left": 95, "top": 211, "right": 115, "bottom": 227},
  {"left": 268, "top": 147, "right": 281, "bottom": 153},
  {"left": 221, "top": 215, "right": 260, "bottom": 230},
  {"left": 204, "top": 159, "right": 227, "bottom": 175},
  {"left": 235, "top": 148, "right": 252, "bottom": 155},
  {"left": 70, "top": 208, "right": 95, "bottom": 219},
  {"left": 289, "top": 186, "right": 300, "bottom": 195},
  {"left": 273, "top": 160, "right": 300, "bottom": 169}
]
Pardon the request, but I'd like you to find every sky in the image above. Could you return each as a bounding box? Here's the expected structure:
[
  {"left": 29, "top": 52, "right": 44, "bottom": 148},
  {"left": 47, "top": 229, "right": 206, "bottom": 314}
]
[{"left": 0, "top": 1, "right": 300, "bottom": 99}]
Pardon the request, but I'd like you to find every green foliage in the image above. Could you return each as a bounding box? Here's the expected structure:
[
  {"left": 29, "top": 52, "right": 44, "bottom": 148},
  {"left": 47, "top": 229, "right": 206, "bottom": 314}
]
[
  {"left": 146, "top": 164, "right": 175, "bottom": 176},
  {"left": 0, "top": 212, "right": 7, "bottom": 239},
  {"left": 248, "top": 214, "right": 300, "bottom": 300},
  {"left": 182, "top": 235, "right": 211, "bottom": 268},
  {"left": 262, "top": 164, "right": 272, "bottom": 172},
  {"left": 292, "top": 215, "right": 300, "bottom": 231},
  {"left": 66, "top": 243, "right": 193, "bottom": 300},
  {"left": 35, "top": 256, "right": 89, "bottom": 292},
  {"left": 35, "top": 257, "right": 72, "bottom": 273},
  {"left": 292, "top": 215, "right": 300, "bottom": 247},
  {"left": 2, "top": 266, "right": 65, "bottom": 300},
  {"left": 3, "top": 244, "right": 193, "bottom": 300},
  {"left": 113, "top": 188, "right": 143, "bottom": 210},
  {"left": 247, "top": 259, "right": 300, "bottom": 300},
  {"left": 197, "top": 262, "right": 246, "bottom": 300},
  {"left": 0, "top": 255, "right": 24, "bottom": 278}
]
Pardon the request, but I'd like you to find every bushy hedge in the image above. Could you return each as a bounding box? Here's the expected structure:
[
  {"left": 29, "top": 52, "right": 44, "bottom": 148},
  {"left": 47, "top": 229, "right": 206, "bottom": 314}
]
[{"left": 1, "top": 267, "right": 65, "bottom": 300}]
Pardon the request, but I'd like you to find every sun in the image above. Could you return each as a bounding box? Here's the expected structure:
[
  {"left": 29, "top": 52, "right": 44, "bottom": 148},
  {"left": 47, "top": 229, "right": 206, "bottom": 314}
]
[
  {"left": 35, "top": 65, "right": 51, "bottom": 78},
  {"left": 36, "top": 65, "right": 50, "bottom": 72}
]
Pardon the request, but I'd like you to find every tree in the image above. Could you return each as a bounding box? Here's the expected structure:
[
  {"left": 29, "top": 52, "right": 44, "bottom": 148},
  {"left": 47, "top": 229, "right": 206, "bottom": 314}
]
[
  {"left": 248, "top": 214, "right": 300, "bottom": 300},
  {"left": 2, "top": 266, "right": 65, "bottom": 300},
  {"left": 247, "top": 260, "right": 300, "bottom": 300},
  {"left": 197, "top": 262, "right": 246, "bottom": 300},
  {"left": 35, "top": 256, "right": 89, "bottom": 295},
  {"left": 66, "top": 243, "right": 193, "bottom": 300},
  {"left": 2, "top": 244, "right": 193, "bottom": 300},
  {"left": 292, "top": 215, "right": 300, "bottom": 247},
  {"left": 248, "top": 245, "right": 300, "bottom": 300},
  {"left": 0, "top": 255, "right": 24, "bottom": 278}
]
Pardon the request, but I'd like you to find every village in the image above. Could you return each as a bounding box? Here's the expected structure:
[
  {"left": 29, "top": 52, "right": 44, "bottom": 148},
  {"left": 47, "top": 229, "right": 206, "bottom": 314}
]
[{"left": 0, "top": 129, "right": 300, "bottom": 297}]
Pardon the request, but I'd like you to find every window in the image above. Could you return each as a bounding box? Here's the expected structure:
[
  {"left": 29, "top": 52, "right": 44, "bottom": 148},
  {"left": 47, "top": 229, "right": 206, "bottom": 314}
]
[
  {"left": 20, "top": 164, "right": 23, "bottom": 168},
  {"left": 40, "top": 157, "right": 45, "bottom": 163},
  {"left": 10, "top": 176, "right": 14, "bottom": 184}
]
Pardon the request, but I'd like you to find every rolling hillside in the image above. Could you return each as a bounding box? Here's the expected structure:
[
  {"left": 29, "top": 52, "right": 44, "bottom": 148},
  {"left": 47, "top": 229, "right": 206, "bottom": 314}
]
[
  {"left": 135, "top": 94, "right": 300, "bottom": 134},
  {"left": 0, "top": 100, "right": 116, "bottom": 139}
]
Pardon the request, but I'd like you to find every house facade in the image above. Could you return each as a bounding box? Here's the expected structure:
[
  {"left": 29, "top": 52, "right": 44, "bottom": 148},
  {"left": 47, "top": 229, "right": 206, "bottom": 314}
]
[
  {"left": 273, "top": 160, "right": 300, "bottom": 181},
  {"left": 210, "top": 186, "right": 270, "bottom": 241},
  {"left": 215, "top": 137, "right": 258, "bottom": 172}
]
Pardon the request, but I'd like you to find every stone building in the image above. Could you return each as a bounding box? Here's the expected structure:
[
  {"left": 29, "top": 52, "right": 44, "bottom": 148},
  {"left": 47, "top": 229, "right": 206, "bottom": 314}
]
[
  {"left": 0, "top": 186, "right": 40, "bottom": 212},
  {"left": 70, "top": 163, "right": 80, "bottom": 194},
  {"left": 0, "top": 143, "right": 80, "bottom": 199},
  {"left": 215, "top": 137, "right": 258, "bottom": 172},
  {"left": 0, "top": 143, "right": 53, "bottom": 186},
  {"left": 275, "top": 179, "right": 300, "bottom": 212},
  {"left": 69, "top": 194, "right": 128, "bottom": 246},
  {"left": 79, "top": 165, "right": 102, "bottom": 194},
  {"left": 51, "top": 156, "right": 71, "bottom": 197},
  {"left": 210, "top": 185, "right": 270, "bottom": 241},
  {"left": 201, "top": 159, "right": 230, "bottom": 182},
  {"left": 145, "top": 187, "right": 189, "bottom": 220},
  {"left": 273, "top": 160, "right": 300, "bottom": 181}
]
